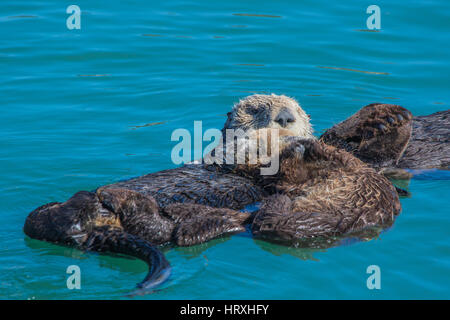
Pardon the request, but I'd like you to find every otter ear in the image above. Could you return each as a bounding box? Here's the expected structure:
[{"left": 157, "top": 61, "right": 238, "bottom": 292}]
[{"left": 222, "top": 112, "right": 233, "bottom": 130}]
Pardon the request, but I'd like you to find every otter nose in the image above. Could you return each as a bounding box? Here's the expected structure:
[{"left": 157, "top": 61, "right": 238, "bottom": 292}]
[{"left": 275, "top": 109, "right": 295, "bottom": 127}]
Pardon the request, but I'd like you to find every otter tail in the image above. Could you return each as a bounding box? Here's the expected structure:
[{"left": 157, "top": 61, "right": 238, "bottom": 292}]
[{"left": 84, "top": 226, "right": 171, "bottom": 290}]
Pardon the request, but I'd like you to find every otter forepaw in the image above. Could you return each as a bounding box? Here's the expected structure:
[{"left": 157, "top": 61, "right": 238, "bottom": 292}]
[
  {"left": 357, "top": 104, "right": 412, "bottom": 140},
  {"left": 321, "top": 103, "right": 413, "bottom": 167},
  {"left": 280, "top": 137, "right": 324, "bottom": 162}
]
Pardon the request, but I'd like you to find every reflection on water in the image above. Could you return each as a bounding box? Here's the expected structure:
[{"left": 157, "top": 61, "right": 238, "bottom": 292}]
[
  {"left": 253, "top": 238, "right": 325, "bottom": 261},
  {"left": 173, "top": 236, "right": 231, "bottom": 259},
  {"left": 232, "top": 13, "right": 282, "bottom": 18},
  {"left": 77, "top": 74, "right": 110, "bottom": 77},
  {"left": 317, "top": 66, "right": 389, "bottom": 75},
  {"left": 24, "top": 237, "right": 87, "bottom": 260},
  {"left": 354, "top": 29, "right": 380, "bottom": 32},
  {"left": 7, "top": 15, "right": 39, "bottom": 19},
  {"left": 235, "top": 64, "right": 265, "bottom": 67},
  {"left": 409, "top": 168, "right": 450, "bottom": 180},
  {"left": 130, "top": 121, "right": 167, "bottom": 130}
]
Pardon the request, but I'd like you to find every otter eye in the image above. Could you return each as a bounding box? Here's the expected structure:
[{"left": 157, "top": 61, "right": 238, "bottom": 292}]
[{"left": 248, "top": 107, "right": 259, "bottom": 115}]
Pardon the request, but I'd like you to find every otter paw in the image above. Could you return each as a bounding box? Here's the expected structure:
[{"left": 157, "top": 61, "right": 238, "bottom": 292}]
[
  {"left": 280, "top": 137, "right": 323, "bottom": 162},
  {"left": 357, "top": 104, "right": 412, "bottom": 140}
]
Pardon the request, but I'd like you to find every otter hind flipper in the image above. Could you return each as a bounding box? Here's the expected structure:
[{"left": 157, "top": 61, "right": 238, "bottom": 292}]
[
  {"left": 85, "top": 226, "right": 171, "bottom": 290},
  {"left": 163, "top": 203, "right": 250, "bottom": 247},
  {"left": 320, "top": 103, "right": 413, "bottom": 168},
  {"left": 174, "top": 217, "right": 245, "bottom": 247},
  {"left": 251, "top": 195, "right": 344, "bottom": 247}
]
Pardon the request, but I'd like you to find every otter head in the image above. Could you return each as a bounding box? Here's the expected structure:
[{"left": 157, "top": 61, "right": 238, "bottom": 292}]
[{"left": 223, "top": 94, "right": 313, "bottom": 138}]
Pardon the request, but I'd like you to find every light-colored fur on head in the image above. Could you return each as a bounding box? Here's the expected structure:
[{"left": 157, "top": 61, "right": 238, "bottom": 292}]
[{"left": 223, "top": 94, "right": 314, "bottom": 139}]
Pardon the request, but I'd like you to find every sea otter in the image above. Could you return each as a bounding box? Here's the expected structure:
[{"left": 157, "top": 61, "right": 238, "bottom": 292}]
[{"left": 24, "top": 94, "right": 449, "bottom": 290}]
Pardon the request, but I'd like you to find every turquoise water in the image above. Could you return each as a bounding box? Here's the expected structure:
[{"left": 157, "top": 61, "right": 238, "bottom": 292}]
[{"left": 1, "top": 0, "right": 449, "bottom": 299}]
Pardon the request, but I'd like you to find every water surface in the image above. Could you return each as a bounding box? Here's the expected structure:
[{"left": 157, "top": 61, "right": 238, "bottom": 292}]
[{"left": 0, "top": 0, "right": 449, "bottom": 299}]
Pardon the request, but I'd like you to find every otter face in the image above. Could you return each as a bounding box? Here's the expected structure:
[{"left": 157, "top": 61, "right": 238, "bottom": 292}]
[{"left": 224, "top": 94, "right": 313, "bottom": 138}]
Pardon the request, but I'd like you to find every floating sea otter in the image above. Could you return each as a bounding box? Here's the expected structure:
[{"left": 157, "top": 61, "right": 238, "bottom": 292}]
[{"left": 23, "top": 94, "right": 449, "bottom": 290}]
